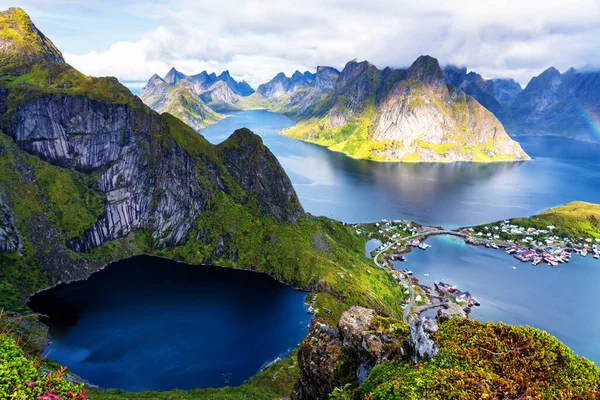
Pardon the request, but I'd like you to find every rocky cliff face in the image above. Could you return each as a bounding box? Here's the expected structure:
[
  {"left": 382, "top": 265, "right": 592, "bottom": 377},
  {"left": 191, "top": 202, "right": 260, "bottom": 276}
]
[
  {"left": 2, "top": 89, "right": 301, "bottom": 251},
  {"left": 218, "top": 129, "right": 303, "bottom": 222},
  {"left": 292, "top": 307, "right": 437, "bottom": 400},
  {"left": 282, "top": 56, "right": 529, "bottom": 162},
  {"left": 0, "top": 8, "right": 304, "bottom": 256}
]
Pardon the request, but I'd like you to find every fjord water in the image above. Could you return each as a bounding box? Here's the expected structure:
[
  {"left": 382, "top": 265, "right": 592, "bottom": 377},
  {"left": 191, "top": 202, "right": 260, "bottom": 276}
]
[
  {"left": 201, "top": 110, "right": 600, "bottom": 226},
  {"left": 400, "top": 235, "right": 600, "bottom": 365},
  {"left": 28, "top": 256, "right": 311, "bottom": 391},
  {"left": 201, "top": 110, "right": 600, "bottom": 364}
]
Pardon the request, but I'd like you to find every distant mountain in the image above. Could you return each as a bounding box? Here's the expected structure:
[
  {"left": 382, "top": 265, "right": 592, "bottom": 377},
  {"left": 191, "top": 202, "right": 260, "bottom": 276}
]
[
  {"left": 139, "top": 72, "right": 223, "bottom": 130},
  {"left": 139, "top": 67, "right": 258, "bottom": 129},
  {"left": 261, "top": 66, "right": 340, "bottom": 117},
  {"left": 510, "top": 67, "right": 600, "bottom": 141},
  {"left": 257, "top": 70, "right": 317, "bottom": 100},
  {"left": 443, "top": 65, "right": 521, "bottom": 126},
  {"left": 281, "top": 56, "right": 529, "bottom": 162}
]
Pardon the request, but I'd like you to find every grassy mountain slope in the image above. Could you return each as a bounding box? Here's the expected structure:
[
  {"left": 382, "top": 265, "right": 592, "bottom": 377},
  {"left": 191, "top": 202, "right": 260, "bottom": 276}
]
[
  {"left": 281, "top": 57, "right": 529, "bottom": 162},
  {"left": 510, "top": 201, "right": 600, "bottom": 238}
]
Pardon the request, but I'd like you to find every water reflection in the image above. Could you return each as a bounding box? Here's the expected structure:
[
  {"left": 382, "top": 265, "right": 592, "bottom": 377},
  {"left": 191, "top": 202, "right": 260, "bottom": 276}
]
[{"left": 200, "top": 111, "right": 600, "bottom": 226}]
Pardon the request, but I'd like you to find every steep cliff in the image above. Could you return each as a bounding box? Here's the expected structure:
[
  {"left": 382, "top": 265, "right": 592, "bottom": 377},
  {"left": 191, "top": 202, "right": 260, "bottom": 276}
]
[
  {"left": 0, "top": 8, "right": 406, "bottom": 331},
  {"left": 292, "top": 307, "right": 600, "bottom": 400},
  {"left": 283, "top": 56, "right": 529, "bottom": 162}
]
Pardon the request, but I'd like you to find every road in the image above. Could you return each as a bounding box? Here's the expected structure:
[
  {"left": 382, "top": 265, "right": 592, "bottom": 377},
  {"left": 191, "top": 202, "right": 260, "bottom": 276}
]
[{"left": 372, "top": 229, "right": 464, "bottom": 323}]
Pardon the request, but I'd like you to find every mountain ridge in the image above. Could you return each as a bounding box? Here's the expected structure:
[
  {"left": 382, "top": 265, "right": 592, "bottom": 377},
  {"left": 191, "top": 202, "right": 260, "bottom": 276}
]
[{"left": 280, "top": 55, "right": 529, "bottom": 162}]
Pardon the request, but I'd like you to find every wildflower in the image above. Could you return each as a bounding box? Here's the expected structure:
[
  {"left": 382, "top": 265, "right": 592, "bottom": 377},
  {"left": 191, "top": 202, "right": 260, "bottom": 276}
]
[{"left": 27, "top": 381, "right": 35, "bottom": 388}]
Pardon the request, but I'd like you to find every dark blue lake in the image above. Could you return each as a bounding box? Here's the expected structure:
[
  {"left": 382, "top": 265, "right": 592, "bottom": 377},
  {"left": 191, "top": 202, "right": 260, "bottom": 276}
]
[
  {"left": 28, "top": 256, "right": 311, "bottom": 391},
  {"left": 201, "top": 110, "right": 600, "bottom": 227},
  {"left": 399, "top": 235, "right": 600, "bottom": 365}
]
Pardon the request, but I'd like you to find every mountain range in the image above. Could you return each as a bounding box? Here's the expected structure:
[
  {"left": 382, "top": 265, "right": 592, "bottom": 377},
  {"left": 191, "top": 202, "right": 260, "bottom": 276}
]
[
  {"left": 1, "top": 8, "right": 599, "bottom": 400},
  {"left": 139, "top": 59, "right": 529, "bottom": 162},
  {"left": 140, "top": 60, "right": 600, "bottom": 156},
  {"left": 278, "top": 56, "right": 529, "bottom": 162}
]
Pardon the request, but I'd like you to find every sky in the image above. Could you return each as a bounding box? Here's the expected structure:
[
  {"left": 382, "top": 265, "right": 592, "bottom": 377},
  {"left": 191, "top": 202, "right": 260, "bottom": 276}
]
[{"left": 5, "top": 0, "right": 600, "bottom": 90}]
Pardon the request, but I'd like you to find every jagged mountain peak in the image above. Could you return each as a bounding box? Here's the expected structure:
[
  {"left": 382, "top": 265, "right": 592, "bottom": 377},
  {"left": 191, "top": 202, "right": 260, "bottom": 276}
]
[
  {"left": 407, "top": 55, "right": 446, "bottom": 90},
  {"left": 148, "top": 73, "right": 165, "bottom": 83},
  {"left": 0, "top": 7, "right": 64, "bottom": 65},
  {"left": 317, "top": 66, "right": 339, "bottom": 74},
  {"left": 164, "top": 67, "right": 186, "bottom": 85},
  {"left": 541, "top": 66, "right": 561, "bottom": 76}
]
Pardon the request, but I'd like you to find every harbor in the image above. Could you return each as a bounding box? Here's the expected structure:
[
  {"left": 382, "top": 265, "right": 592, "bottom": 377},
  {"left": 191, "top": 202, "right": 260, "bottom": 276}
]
[{"left": 461, "top": 221, "right": 600, "bottom": 267}]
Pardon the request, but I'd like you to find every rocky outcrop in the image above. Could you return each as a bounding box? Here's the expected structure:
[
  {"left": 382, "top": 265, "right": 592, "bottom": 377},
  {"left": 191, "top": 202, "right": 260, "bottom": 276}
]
[
  {"left": 218, "top": 70, "right": 255, "bottom": 96},
  {"left": 313, "top": 66, "right": 340, "bottom": 92},
  {"left": 408, "top": 316, "right": 439, "bottom": 364},
  {"left": 139, "top": 73, "right": 223, "bottom": 131},
  {"left": 257, "top": 70, "right": 317, "bottom": 100},
  {"left": 292, "top": 307, "right": 413, "bottom": 400},
  {"left": 218, "top": 128, "right": 303, "bottom": 222}
]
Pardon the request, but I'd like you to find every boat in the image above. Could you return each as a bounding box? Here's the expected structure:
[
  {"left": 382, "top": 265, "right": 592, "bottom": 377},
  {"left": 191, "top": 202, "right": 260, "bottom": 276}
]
[
  {"left": 581, "top": 250, "right": 588, "bottom": 257},
  {"left": 511, "top": 266, "right": 517, "bottom": 270},
  {"left": 594, "top": 254, "right": 599, "bottom": 259},
  {"left": 424, "top": 273, "right": 430, "bottom": 277},
  {"left": 490, "top": 243, "right": 499, "bottom": 249}
]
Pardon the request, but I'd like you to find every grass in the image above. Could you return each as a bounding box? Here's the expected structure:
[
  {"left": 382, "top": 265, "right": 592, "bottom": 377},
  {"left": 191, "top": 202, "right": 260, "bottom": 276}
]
[
  {"left": 511, "top": 201, "right": 600, "bottom": 238},
  {"left": 162, "top": 86, "right": 223, "bottom": 129},
  {"left": 356, "top": 318, "right": 600, "bottom": 399}
]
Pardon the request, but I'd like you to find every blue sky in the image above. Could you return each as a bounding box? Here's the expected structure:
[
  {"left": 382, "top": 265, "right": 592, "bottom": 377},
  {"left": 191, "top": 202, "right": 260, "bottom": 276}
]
[{"left": 5, "top": 0, "right": 600, "bottom": 89}]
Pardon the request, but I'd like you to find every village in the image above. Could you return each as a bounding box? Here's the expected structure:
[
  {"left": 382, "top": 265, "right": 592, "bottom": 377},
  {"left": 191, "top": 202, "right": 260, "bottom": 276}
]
[
  {"left": 461, "top": 221, "right": 600, "bottom": 267},
  {"left": 354, "top": 219, "right": 479, "bottom": 316},
  {"left": 352, "top": 216, "right": 600, "bottom": 320}
]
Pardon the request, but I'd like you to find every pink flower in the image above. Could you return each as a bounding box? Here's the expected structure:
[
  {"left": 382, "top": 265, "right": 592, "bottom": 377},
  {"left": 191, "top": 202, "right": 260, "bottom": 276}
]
[
  {"left": 38, "top": 392, "right": 64, "bottom": 400},
  {"left": 27, "top": 381, "right": 36, "bottom": 388}
]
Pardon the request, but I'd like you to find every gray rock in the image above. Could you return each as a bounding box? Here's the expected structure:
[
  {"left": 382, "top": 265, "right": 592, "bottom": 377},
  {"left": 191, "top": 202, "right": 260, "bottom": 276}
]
[{"left": 407, "top": 316, "right": 439, "bottom": 364}]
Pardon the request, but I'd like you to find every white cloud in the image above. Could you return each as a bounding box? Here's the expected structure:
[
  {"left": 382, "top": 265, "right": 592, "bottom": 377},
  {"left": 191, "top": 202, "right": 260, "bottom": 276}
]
[{"left": 58, "top": 0, "right": 600, "bottom": 88}]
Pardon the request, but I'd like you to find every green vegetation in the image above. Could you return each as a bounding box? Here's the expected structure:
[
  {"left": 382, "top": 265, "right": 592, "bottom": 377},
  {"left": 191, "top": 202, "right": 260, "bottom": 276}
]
[
  {"left": 355, "top": 318, "right": 600, "bottom": 399},
  {"left": 0, "top": 10, "right": 407, "bottom": 399},
  {"left": 0, "top": 327, "right": 88, "bottom": 399},
  {"left": 281, "top": 79, "right": 527, "bottom": 163},
  {"left": 163, "top": 87, "right": 222, "bottom": 129},
  {"left": 512, "top": 201, "right": 600, "bottom": 238}
]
